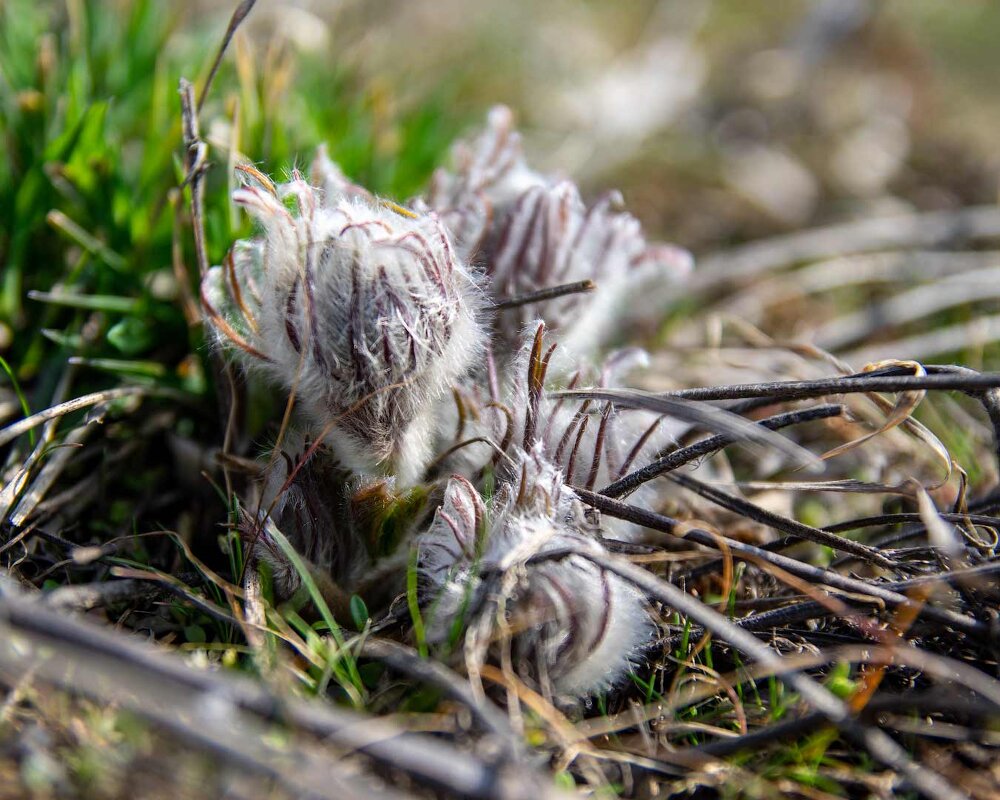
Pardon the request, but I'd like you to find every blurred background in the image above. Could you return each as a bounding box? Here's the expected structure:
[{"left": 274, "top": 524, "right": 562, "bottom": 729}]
[{"left": 230, "top": 0, "right": 1000, "bottom": 246}]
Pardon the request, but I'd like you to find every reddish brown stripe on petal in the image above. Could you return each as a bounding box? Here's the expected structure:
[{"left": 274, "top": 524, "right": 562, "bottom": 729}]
[
  {"left": 284, "top": 279, "right": 301, "bottom": 354},
  {"left": 565, "top": 415, "right": 590, "bottom": 486},
  {"left": 522, "top": 323, "right": 546, "bottom": 449},
  {"left": 585, "top": 402, "right": 613, "bottom": 491}
]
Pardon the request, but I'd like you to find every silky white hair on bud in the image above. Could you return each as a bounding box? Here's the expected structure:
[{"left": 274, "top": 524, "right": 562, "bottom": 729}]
[
  {"left": 423, "top": 105, "right": 547, "bottom": 262},
  {"left": 202, "top": 164, "right": 487, "bottom": 485},
  {"left": 418, "top": 447, "right": 652, "bottom": 697},
  {"left": 424, "top": 326, "right": 685, "bottom": 514},
  {"left": 492, "top": 183, "right": 692, "bottom": 369},
  {"left": 424, "top": 106, "right": 692, "bottom": 367}
]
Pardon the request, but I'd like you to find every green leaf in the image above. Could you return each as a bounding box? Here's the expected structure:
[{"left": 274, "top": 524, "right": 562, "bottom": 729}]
[
  {"left": 349, "top": 594, "right": 369, "bottom": 631},
  {"left": 554, "top": 771, "right": 576, "bottom": 790},
  {"left": 27, "top": 290, "right": 141, "bottom": 314},
  {"left": 265, "top": 520, "right": 366, "bottom": 704},
  {"left": 183, "top": 624, "right": 206, "bottom": 643},
  {"left": 68, "top": 356, "right": 166, "bottom": 379},
  {"left": 407, "top": 547, "right": 428, "bottom": 658},
  {"left": 0, "top": 354, "right": 35, "bottom": 447},
  {"left": 106, "top": 316, "right": 155, "bottom": 355},
  {"left": 46, "top": 209, "right": 126, "bottom": 271}
]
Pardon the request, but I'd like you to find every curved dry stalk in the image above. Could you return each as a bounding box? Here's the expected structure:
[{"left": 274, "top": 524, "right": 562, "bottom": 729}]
[
  {"left": 583, "top": 641, "right": 1000, "bottom": 745},
  {"left": 546, "top": 387, "right": 822, "bottom": 471},
  {"left": 359, "top": 637, "right": 524, "bottom": 760},
  {"left": 493, "top": 279, "right": 596, "bottom": 310},
  {"left": 0, "top": 386, "right": 154, "bottom": 448},
  {"left": 569, "top": 486, "right": 989, "bottom": 637},
  {"left": 600, "top": 403, "right": 844, "bottom": 498},
  {"left": 555, "top": 371, "right": 1000, "bottom": 404},
  {"left": 666, "top": 472, "right": 895, "bottom": 568},
  {"left": 707, "top": 559, "right": 1000, "bottom": 634},
  {"left": 694, "top": 690, "right": 999, "bottom": 758}
]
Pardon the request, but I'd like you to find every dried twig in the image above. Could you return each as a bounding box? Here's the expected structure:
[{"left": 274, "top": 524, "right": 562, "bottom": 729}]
[
  {"left": 666, "top": 472, "right": 895, "bottom": 568},
  {"left": 555, "top": 371, "right": 1000, "bottom": 405},
  {"left": 0, "top": 387, "right": 150, "bottom": 448},
  {"left": 359, "top": 637, "right": 524, "bottom": 760},
  {"left": 824, "top": 511, "right": 1000, "bottom": 534},
  {"left": 601, "top": 403, "right": 844, "bottom": 498},
  {"left": 545, "top": 387, "right": 821, "bottom": 470},
  {"left": 570, "top": 487, "right": 989, "bottom": 637},
  {"left": 197, "top": 0, "right": 258, "bottom": 111},
  {"left": 493, "top": 279, "right": 596, "bottom": 310},
  {"left": 712, "top": 558, "right": 1000, "bottom": 635},
  {"left": 694, "top": 690, "right": 997, "bottom": 758},
  {"left": 179, "top": 79, "right": 210, "bottom": 279},
  {"left": 180, "top": 2, "right": 257, "bottom": 280}
]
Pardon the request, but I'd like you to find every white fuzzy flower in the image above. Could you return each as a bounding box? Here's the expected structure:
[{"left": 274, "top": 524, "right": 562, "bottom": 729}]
[
  {"left": 240, "top": 430, "right": 420, "bottom": 616},
  {"left": 491, "top": 182, "right": 692, "bottom": 367},
  {"left": 202, "top": 167, "right": 486, "bottom": 484},
  {"left": 423, "top": 105, "right": 546, "bottom": 262},
  {"left": 425, "top": 326, "right": 683, "bottom": 514},
  {"left": 418, "top": 447, "right": 653, "bottom": 697},
  {"left": 484, "top": 326, "right": 684, "bottom": 544},
  {"left": 509, "top": 336, "right": 679, "bottom": 492},
  {"left": 424, "top": 105, "right": 692, "bottom": 366}
]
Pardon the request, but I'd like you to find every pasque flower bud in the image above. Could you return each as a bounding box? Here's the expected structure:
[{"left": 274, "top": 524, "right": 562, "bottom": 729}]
[
  {"left": 491, "top": 183, "right": 692, "bottom": 366},
  {"left": 202, "top": 166, "right": 486, "bottom": 484},
  {"left": 423, "top": 105, "right": 546, "bottom": 262},
  {"left": 424, "top": 106, "right": 692, "bottom": 366},
  {"left": 242, "top": 430, "right": 358, "bottom": 601},
  {"left": 418, "top": 447, "right": 652, "bottom": 696}
]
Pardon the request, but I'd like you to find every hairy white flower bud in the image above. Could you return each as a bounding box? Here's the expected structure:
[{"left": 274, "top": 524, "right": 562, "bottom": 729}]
[
  {"left": 518, "top": 336, "right": 674, "bottom": 478},
  {"left": 418, "top": 447, "right": 653, "bottom": 697},
  {"left": 488, "top": 326, "right": 684, "bottom": 543},
  {"left": 492, "top": 182, "right": 692, "bottom": 366},
  {"left": 202, "top": 167, "right": 486, "bottom": 484},
  {"left": 424, "top": 105, "right": 546, "bottom": 262},
  {"left": 424, "top": 105, "right": 692, "bottom": 366}
]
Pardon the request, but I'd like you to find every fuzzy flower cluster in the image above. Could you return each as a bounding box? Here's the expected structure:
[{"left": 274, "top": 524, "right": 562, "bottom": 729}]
[{"left": 204, "top": 107, "right": 693, "bottom": 698}]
